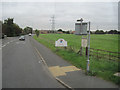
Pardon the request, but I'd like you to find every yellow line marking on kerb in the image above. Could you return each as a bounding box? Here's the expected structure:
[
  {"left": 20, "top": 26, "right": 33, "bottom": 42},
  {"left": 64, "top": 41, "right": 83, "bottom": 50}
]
[
  {"left": 34, "top": 47, "right": 43, "bottom": 60},
  {"left": 34, "top": 47, "right": 47, "bottom": 65},
  {"left": 49, "top": 66, "right": 81, "bottom": 77}
]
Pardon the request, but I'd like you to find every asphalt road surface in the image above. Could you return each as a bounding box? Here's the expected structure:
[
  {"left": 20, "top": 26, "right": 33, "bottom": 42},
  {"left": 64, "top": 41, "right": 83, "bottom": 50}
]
[
  {"left": 2, "top": 35, "right": 64, "bottom": 88},
  {"left": 0, "top": 39, "right": 2, "bottom": 89}
]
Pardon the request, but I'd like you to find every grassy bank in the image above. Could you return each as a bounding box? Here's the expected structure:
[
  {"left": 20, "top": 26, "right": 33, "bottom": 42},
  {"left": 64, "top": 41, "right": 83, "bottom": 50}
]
[{"left": 33, "top": 34, "right": 120, "bottom": 85}]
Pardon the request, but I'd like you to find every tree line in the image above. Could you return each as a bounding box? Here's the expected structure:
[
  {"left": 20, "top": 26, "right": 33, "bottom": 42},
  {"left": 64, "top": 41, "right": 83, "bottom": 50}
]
[
  {"left": 2, "top": 18, "right": 33, "bottom": 37},
  {"left": 57, "top": 29, "right": 119, "bottom": 34},
  {"left": 93, "top": 30, "right": 119, "bottom": 34}
]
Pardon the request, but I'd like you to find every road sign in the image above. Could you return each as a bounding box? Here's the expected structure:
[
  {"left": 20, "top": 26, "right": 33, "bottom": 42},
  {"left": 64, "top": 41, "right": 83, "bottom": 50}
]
[
  {"left": 75, "top": 22, "right": 87, "bottom": 35},
  {"left": 81, "top": 38, "right": 87, "bottom": 47},
  {"left": 55, "top": 39, "right": 67, "bottom": 47}
]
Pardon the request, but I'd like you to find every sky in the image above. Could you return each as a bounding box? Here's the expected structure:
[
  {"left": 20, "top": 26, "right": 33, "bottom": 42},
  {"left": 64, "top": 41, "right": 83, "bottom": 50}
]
[{"left": 1, "top": 1, "right": 119, "bottom": 31}]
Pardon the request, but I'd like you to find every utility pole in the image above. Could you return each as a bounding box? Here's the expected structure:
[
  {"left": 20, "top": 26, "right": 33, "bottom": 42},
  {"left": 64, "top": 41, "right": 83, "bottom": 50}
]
[{"left": 50, "top": 15, "right": 55, "bottom": 33}]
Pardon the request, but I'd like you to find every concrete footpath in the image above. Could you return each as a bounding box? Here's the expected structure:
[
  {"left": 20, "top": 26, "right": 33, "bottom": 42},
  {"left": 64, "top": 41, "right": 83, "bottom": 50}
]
[{"left": 30, "top": 37, "right": 119, "bottom": 88}]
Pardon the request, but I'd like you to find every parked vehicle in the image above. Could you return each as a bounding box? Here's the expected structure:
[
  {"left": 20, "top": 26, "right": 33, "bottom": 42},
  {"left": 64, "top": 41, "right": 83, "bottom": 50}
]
[
  {"left": 19, "top": 36, "right": 25, "bottom": 41},
  {"left": 29, "top": 33, "right": 32, "bottom": 36}
]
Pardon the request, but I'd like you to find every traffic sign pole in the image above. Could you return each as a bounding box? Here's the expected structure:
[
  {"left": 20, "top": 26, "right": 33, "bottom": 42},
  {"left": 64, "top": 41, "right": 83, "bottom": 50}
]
[{"left": 87, "top": 21, "right": 91, "bottom": 72}]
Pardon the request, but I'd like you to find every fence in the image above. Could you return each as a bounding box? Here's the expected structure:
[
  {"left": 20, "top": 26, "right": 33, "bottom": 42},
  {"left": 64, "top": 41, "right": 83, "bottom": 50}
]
[
  {"left": 89, "top": 48, "right": 120, "bottom": 61},
  {"left": 55, "top": 46, "right": 120, "bottom": 62}
]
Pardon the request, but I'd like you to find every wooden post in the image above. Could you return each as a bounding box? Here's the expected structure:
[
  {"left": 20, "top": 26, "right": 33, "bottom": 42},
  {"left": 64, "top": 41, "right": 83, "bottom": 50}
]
[
  {"left": 64, "top": 47, "right": 67, "bottom": 50},
  {"left": 97, "top": 49, "right": 98, "bottom": 58},
  {"left": 86, "top": 47, "right": 88, "bottom": 56},
  {"left": 80, "top": 47, "right": 82, "bottom": 56},
  {"left": 109, "top": 52, "right": 110, "bottom": 60}
]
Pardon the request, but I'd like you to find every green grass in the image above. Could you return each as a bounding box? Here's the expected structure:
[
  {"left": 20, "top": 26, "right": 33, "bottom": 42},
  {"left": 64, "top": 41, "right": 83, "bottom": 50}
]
[
  {"left": 34, "top": 34, "right": 119, "bottom": 52},
  {"left": 33, "top": 34, "right": 120, "bottom": 85}
]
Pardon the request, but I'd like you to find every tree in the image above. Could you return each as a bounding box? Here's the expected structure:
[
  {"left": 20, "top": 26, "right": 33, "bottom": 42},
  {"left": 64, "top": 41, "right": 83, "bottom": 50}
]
[
  {"left": 13, "top": 24, "right": 22, "bottom": 36},
  {"left": 24, "top": 27, "right": 33, "bottom": 34},
  {"left": 2, "top": 18, "right": 22, "bottom": 37},
  {"left": 65, "top": 31, "right": 70, "bottom": 34},
  {"left": 2, "top": 18, "right": 14, "bottom": 36},
  {"left": 95, "top": 30, "right": 105, "bottom": 34},
  {"left": 108, "top": 30, "right": 118, "bottom": 34},
  {"left": 4, "top": 18, "right": 13, "bottom": 25},
  {"left": 87, "top": 31, "right": 93, "bottom": 34},
  {"left": 35, "top": 30, "right": 40, "bottom": 37},
  {"left": 57, "top": 29, "right": 63, "bottom": 32},
  {"left": 0, "top": 21, "right": 2, "bottom": 38}
]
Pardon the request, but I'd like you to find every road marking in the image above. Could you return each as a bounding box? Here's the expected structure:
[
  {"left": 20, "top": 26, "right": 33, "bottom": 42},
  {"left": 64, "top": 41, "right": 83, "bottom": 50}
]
[
  {"left": 2, "top": 39, "right": 17, "bottom": 47},
  {"left": 7, "top": 42, "right": 10, "bottom": 44},
  {"left": 2, "top": 42, "right": 10, "bottom": 47},
  {"left": 55, "top": 77, "right": 73, "bottom": 90},
  {"left": 49, "top": 66, "right": 81, "bottom": 77},
  {"left": 34, "top": 47, "right": 47, "bottom": 65},
  {"left": 38, "top": 61, "right": 41, "bottom": 63},
  {"left": 2, "top": 44, "right": 6, "bottom": 47}
]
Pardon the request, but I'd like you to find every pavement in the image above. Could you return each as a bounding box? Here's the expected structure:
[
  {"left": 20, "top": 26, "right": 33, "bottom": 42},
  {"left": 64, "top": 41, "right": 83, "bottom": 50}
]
[
  {"left": 2, "top": 35, "right": 64, "bottom": 88},
  {"left": 30, "top": 36, "right": 119, "bottom": 88}
]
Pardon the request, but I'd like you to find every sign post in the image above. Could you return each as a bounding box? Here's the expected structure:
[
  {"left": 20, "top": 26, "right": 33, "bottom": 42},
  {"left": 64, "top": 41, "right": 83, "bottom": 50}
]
[
  {"left": 87, "top": 21, "right": 91, "bottom": 72},
  {"left": 55, "top": 39, "right": 67, "bottom": 47},
  {"left": 75, "top": 18, "right": 91, "bottom": 73},
  {"left": 81, "top": 38, "right": 87, "bottom": 47}
]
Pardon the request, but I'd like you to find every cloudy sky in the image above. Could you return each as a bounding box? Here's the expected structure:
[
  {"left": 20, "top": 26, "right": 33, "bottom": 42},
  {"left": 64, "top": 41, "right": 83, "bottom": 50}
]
[{"left": 1, "top": 1, "right": 118, "bottom": 31}]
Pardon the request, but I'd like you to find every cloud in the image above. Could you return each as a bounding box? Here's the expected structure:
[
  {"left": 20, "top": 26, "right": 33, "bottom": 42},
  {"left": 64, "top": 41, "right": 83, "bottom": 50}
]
[{"left": 2, "top": 2, "right": 118, "bottom": 31}]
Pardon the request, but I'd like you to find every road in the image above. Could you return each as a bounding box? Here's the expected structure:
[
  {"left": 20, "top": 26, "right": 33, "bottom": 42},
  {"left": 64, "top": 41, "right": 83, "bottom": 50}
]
[
  {"left": 0, "top": 39, "right": 2, "bottom": 89},
  {"left": 2, "top": 35, "right": 64, "bottom": 88}
]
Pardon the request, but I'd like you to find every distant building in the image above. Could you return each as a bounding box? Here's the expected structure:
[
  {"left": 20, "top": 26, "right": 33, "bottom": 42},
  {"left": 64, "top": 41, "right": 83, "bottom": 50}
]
[
  {"left": 40, "top": 30, "right": 50, "bottom": 34},
  {"left": 70, "top": 31, "right": 75, "bottom": 34},
  {"left": 57, "top": 31, "right": 63, "bottom": 34}
]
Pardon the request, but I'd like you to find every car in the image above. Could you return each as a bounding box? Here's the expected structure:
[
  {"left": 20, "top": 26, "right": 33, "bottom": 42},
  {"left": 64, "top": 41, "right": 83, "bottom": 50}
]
[
  {"left": 2, "top": 33, "right": 4, "bottom": 39},
  {"left": 29, "top": 33, "right": 32, "bottom": 36},
  {"left": 19, "top": 36, "right": 25, "bottom": 41}
]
